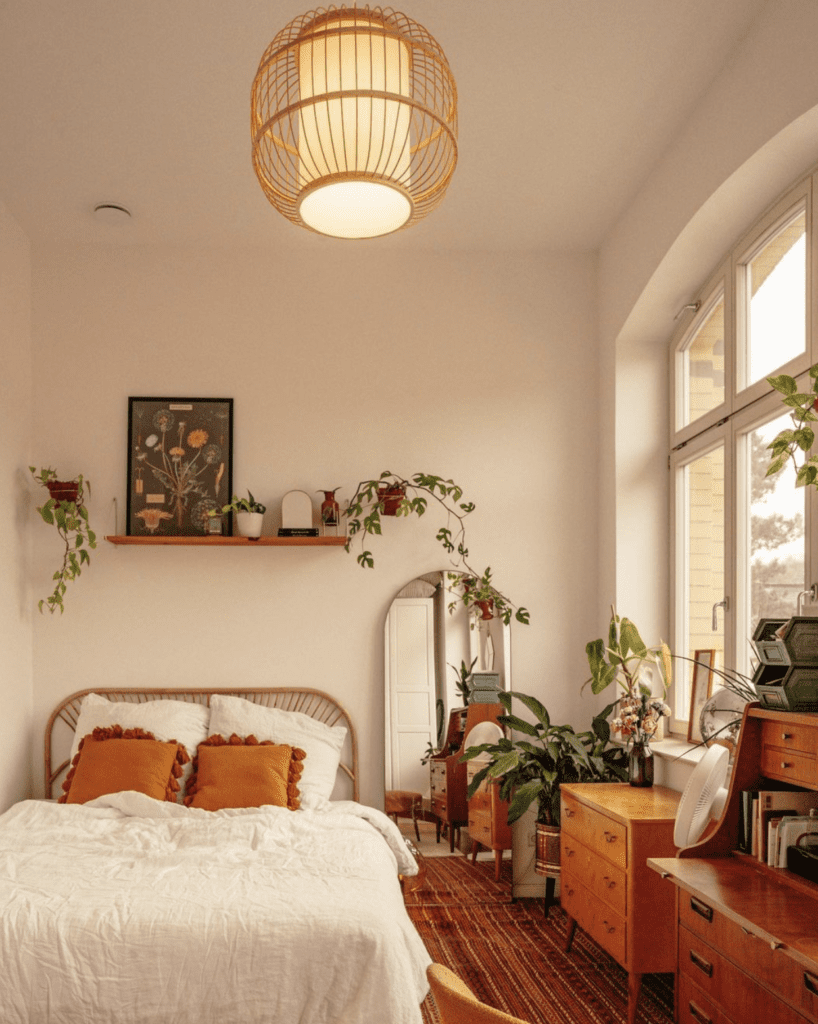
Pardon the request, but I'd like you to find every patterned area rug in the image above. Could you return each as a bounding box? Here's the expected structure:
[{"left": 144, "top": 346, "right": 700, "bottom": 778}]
[{"left": 407, "top": 856, "right": 674, "bottom": 1024}]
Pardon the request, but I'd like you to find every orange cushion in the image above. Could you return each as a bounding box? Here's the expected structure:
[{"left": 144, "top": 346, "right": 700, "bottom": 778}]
[
  {"left": 184, "top": 734, "right": 306, "bottom": 811},
  {"left": 60, "top": 726, "right": 188, "bottom": 804}
]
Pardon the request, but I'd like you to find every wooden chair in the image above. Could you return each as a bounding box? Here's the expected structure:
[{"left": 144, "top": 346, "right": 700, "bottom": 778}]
[{"left": 426, "top": 964, "right": 531, "bottom": 1024}]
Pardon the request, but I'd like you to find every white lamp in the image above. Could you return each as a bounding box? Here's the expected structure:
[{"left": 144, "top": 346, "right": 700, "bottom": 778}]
[{"left": 251, "top": 6, "right": 458, "bottom": 239}]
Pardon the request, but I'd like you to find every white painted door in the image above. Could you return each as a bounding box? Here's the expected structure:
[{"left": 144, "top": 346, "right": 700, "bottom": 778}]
[{"left": 386, "top": 598, "right": 436, "bottom": 795}]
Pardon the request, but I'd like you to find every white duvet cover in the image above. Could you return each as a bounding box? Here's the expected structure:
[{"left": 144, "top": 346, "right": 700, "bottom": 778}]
[{"left": 0, "top": 795, "right": 430, "bottom": 1024}]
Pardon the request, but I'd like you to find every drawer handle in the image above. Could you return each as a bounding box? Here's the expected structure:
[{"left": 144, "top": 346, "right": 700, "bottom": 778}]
[
  {"left": 564, "top": 808, "right": 574, "bottom": 818},
  {"left": 804, "top": 971, "right": 818, "bottom": 997},
  {"left": 688, "top": 1001, "right": 713, "bottom": 1024},
  {"left": 690, "top": 897, "right": 713, "bottom": 923},
  {"left": 602, "top": 919, "right": 616, "bottom": 934},
  {"left": 689, "top": 949, "right": 714, "bottom": 978},
  {"left": 782, "top": 761, "right": 793, "bottom": 770},
  {"left": 565, "top": 847, "right": 575, "bottom": 857},
  {"left": 782, "top": 732, "right": 793, "bottom": 740},
  {"left": 567, "top": 888, "right": 574, "bottom": 897},
  {"left": 603, "top": 831, "right": 617, "bottom": 843},
  {"left": 602, "top": 876, "right": 616, "bottom": 889}
]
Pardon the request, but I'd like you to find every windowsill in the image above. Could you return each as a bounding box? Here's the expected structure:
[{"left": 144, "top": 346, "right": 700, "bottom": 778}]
[
  {"left": 650, "top": 735, "right": 709, "bottom": 766},
  {"left": 612, "top": 734, "right": 708, "bottom": 766}
]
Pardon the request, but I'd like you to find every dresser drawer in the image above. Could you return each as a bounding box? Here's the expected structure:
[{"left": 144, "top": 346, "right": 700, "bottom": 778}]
[
  {"left": 762, "top": 719, "right": 818, "bottom": 756},
  {"left": 680, "top": 894, "right": 818, "bottom": 1019},
  {"left": 561, "top": 791, "right": 627, "bottom": 870},
  {"left": 679, "top": 926, "right": 809, "bottom": 1024},
  {"left": 468, "top": 812, "right": 492, "bottom": 848},
  {"left": 761, "top": 720, "right": 818, "bottom": 786},
  {"left": 562, "top": 874, "right": 626, "bottom": 965},
  {"left": 431, "top": 795, "right": 447, "bottom": 819},
  {"left": 678, "top": 972, "right": 736, "bottom": 1024},
  {"left": 561, "top": 833, "right": 626, "bottom": 916}
]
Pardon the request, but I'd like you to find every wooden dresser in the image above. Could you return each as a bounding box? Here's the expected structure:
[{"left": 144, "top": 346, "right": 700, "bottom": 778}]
[
  {"left": 650, "top": 704, "right": 818, "bottom": 1024},
  {"left": 560, "top": 782, "right": 681, "bottom": 1024},
  {"left": 430, "top": 704, "right": 504, "bottom": 853},
  {"left": 466, "top": 762, "right": 512, "bottom": 880}
]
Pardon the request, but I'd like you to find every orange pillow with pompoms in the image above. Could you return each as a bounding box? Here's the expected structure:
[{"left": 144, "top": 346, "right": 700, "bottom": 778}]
[
  {"left": 184, "top": 733, "right": 305, "bottom": 811},
  {"left": 60, "top": 726, "right": 189, "bottom": 804}
]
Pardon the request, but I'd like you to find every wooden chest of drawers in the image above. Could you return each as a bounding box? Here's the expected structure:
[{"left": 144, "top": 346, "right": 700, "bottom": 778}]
[
  {"left": 649, "top": 707, "right": 818, "bottom": 1024},
  {"left": 466, "top": 760, "right": 512, "bottom": 880},
  {"left": 560, "top": 783, "right": 680, "bottom": 1024}
]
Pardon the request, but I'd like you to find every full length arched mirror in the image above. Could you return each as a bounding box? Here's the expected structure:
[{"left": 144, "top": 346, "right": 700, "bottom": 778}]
[{"left": 383, "top": 570, "right": 510, "bottom": 799}]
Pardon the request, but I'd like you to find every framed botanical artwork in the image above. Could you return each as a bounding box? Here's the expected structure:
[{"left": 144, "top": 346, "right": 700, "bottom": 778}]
[
  {"left": 126, "top": 397, "right": 233, "bottom": 536},
  {"left": 687, "top": 648, "right": 716, "bottom": 743}
]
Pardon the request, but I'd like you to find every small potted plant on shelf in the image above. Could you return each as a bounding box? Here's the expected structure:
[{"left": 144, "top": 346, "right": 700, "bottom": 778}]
[
  {"left": 462, "top": 690, "right": 627, "bottom": 878},
  {"left": 211, "top": 491, "right": 266, "bottom": 539},
  {"left": 344, "top": 471, "right": 529, "bottom": 625},
  {"left": 29, "top": 466, "right": 97, "bottom": 614}
]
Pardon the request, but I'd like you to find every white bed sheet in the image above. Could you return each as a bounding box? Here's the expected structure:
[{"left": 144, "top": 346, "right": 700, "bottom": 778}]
[{"left": 0, "top": 794, "right": 430, "bottom": 1024}]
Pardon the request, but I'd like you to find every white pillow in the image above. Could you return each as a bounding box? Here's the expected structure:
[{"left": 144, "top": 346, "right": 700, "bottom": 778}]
[
  {"left": 70, "top": 693, "right": 211, "bottom": 800},
  {"left": 208, "top": 694, "right": 347, "bottom": 804}
]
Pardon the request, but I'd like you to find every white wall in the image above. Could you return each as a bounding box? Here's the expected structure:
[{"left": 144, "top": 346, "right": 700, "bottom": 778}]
[
  {"left": 597, "top": 0, "right": 818, "bottom": 650},
  {"left": 28, "top": 244, "right": 600, "bottom": 806},
  {"left": 0, "top": 201, "right": 34, "bottom": 810}
]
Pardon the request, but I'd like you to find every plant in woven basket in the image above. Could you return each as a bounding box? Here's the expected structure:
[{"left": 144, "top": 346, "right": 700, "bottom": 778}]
[
  {"left": 462, "top": 691, "right": 627, "bottom": 827},
  {"left": 30, "top": 466, "right": 97, "bottom": 614}
]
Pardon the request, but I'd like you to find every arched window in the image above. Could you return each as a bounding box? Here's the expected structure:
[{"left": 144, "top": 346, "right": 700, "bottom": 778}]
[{"left": 669, "top": 170, "right": 815, "bottom": 732}]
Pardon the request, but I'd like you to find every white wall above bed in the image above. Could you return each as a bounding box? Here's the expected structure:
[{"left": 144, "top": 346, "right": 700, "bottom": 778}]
[{"left": 26, "top": 244, "right": 600, "bottom": 807}]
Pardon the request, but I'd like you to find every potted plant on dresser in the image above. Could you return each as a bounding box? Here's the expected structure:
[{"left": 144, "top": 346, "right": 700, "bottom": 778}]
[
  {"left": 462, "top": 690, "right": 627, "bottom": 887},
  {"left": 29, "top": 466, "right": 97, "bottom": 614}
]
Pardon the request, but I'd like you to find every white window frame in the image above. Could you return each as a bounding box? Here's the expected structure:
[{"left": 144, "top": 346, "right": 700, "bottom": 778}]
[{"left": 669, "top": 171, "right": 818, "bottom": 737}]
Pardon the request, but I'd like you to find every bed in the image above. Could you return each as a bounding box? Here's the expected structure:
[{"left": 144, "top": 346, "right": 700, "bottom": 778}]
[{"left": 0, "top": 687, "right": 430, "bottom": 1024}]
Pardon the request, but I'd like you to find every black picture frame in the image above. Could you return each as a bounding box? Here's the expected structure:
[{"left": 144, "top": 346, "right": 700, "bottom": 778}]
[{"left": 126, "top": 397, "right": 233, "bottom": 536}]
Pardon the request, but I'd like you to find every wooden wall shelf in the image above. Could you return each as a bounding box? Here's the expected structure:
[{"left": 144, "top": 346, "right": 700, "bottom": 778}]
[{"left": 105, "top": 535, "right": 347, "bottom": 547}]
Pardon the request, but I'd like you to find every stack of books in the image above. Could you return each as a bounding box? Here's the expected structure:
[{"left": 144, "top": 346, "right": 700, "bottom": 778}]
[{"left": 737, "top": 785, "right": 818, "bottom": 866}]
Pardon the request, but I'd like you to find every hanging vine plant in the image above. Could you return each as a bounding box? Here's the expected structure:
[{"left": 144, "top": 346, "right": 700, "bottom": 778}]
[
  {"left": 30, "top": 466, "right": 97, "bottom": 614},
  {"left": 344, "top": 471, "right": 529, "bottom": 625}
]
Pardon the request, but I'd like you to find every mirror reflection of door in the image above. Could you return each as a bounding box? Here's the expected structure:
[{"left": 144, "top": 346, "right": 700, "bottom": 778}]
[{"left": 384, "top": 571, "right": 510, "bottom": 801}]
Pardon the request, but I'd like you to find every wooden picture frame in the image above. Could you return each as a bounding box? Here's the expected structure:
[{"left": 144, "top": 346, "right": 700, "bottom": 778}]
[
  {"left": 687, "top": 649, "right": 716, "bottom": 743},
  {"left": 126, "top": 397, "right": 233, "bottom": 536}
]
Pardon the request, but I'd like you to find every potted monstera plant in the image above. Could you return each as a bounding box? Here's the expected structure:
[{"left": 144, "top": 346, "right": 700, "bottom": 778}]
[
  {"left": 30, "top": 466, "right": 97, "bottom": 614},
  {"left": 462, "top": 690, "right": 626, "bottom": 879}
]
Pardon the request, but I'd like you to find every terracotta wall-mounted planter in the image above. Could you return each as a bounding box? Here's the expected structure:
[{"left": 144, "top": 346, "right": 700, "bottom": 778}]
[
  {"left": 378, "top": 486, "right": 406, "bottom": 516},
  {"left": 46, "top": 481, "right": 79, "bottom": 506}
]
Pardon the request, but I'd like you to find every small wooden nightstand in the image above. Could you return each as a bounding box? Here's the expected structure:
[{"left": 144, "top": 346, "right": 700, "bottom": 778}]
[
  {"left": 467, "top": 761, "right": 512, "bottom": 880},
  {"left": 560, "top": 782, "right": 680, "bottom": 1024}
]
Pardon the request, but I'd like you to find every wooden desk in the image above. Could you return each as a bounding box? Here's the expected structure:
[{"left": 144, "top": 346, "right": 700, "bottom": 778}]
[
  {"left": 430, "top": 704, "right": 503, "bottom": 853},
  {"left": 560, "top": 782, "right": 680, "bottom": 1024},
  {"left": 649, "top": 704, "right": 818, "bottom": 1024}
]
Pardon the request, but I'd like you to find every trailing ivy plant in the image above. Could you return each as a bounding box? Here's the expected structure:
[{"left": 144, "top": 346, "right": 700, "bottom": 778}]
[
  {"left": 344, "top": 471, "right": 529, "bottom": 624},
  {"left": 30, "top": 466, "right": 97, "bottom": 614},
  {"left": 766, "top": 366, "right": 818, "bottom": 488}
]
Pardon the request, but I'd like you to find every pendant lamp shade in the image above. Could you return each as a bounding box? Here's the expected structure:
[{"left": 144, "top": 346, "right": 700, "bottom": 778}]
[{"left": 251, "top": 6, "right": 458, "bottom": 239}]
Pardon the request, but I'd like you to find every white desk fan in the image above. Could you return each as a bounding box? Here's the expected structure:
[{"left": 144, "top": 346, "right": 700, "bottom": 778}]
[{"left": 674, "top": 745, "right": 730, "bottom": 848}]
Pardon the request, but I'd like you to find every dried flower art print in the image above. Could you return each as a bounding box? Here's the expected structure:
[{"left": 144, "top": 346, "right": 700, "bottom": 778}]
[{"left": 126, "top": 398, "right": 233, "bottom": 536}]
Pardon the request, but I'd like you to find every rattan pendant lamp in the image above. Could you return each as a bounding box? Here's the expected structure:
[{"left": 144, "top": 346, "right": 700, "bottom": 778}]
[{"left": 251, "top": 5, "right": 458, "bottom": 239}]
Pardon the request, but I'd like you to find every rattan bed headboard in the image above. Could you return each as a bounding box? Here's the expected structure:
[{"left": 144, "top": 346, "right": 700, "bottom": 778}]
[{"left": 45, "top": 687, "right": 358, "bottom": 802}]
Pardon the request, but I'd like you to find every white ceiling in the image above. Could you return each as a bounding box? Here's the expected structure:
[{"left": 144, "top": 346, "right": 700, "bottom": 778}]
[{"left": 0, "top": 0, "right": 766, "bottom": 253}]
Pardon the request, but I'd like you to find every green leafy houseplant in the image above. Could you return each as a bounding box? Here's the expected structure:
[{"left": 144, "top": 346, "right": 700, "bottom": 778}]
[
  {"left": 584, "top": 608, "right": 672, "bottom": 748},
  {"left": 344, "top": 471, "right": 529, "bottom": 625},
  {"left": 449, "top": 657, "right": 478, "bottom": 705},
  {"left": 462, "top": 691, "right": 627, "bottom": 826},
  {"left": 765, "top": 366, "right": 818, "bottom": 487},
  {"left": 30, "top": 466, "right": 97, "bottom": 614},
  {"left": 210, "top": 491, "right": 266, "bottom": 515}
]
